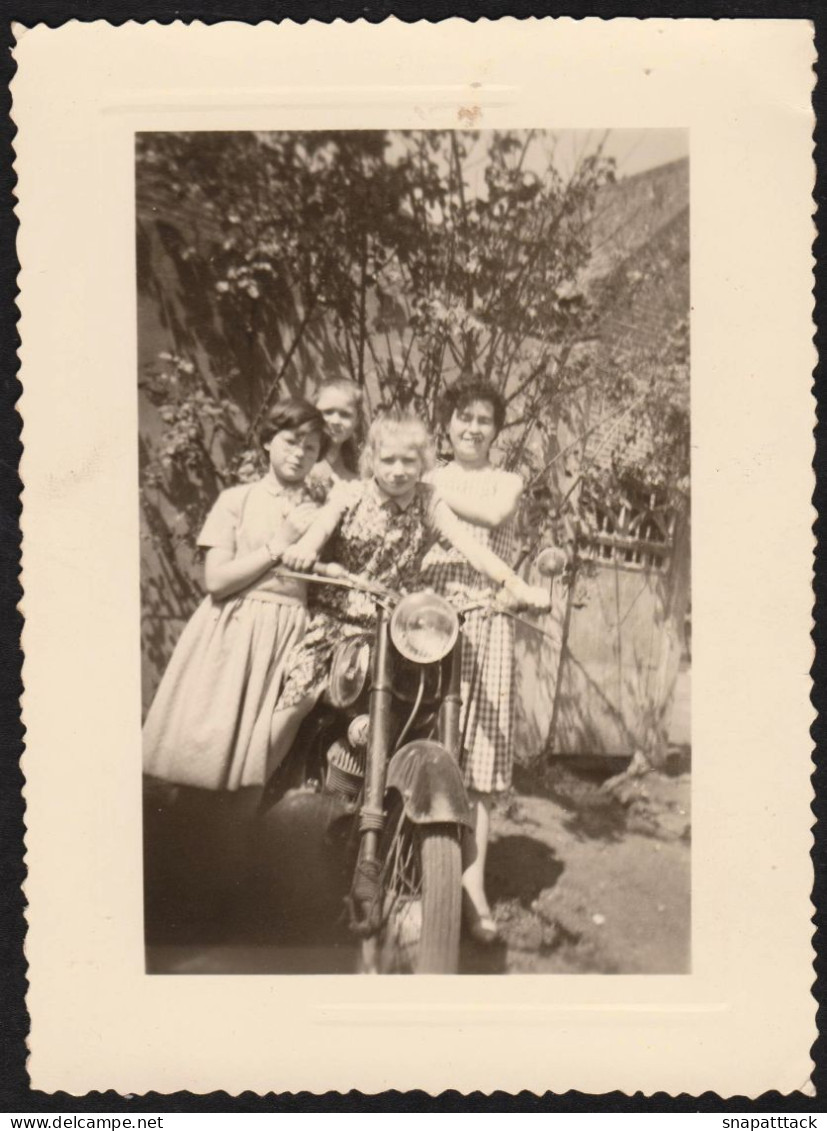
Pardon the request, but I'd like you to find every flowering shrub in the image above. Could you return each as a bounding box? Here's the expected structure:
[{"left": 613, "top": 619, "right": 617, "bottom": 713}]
[{"left": 137, "top": 131, "right": 689, "bottom": 628}]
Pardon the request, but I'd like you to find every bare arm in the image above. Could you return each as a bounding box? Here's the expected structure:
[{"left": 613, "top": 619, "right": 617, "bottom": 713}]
[
  {"left": 204, "top": 544, "right": 278, "bottom": 601},
  {"left": 432, "top": 468, "right": 523, "bottom": 528},
  {"left": 280, "top": 491, "right": 353, "bottom": 571},
  {"left": 430, "top": 498, "right": 549, "bottom": 610},
  {"left": 203, "top": 502, "right": 319, "bottom": 600}
]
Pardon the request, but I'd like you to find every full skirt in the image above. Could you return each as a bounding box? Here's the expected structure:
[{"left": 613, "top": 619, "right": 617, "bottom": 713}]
[
  {"left": 143, "top": 595, "right": 307, "bottom": 790},
  {"left": 456, "top": 607, "right": 515, "bottom": 794},
  {"left": 420, "top": 558, "right": 515, "bottom": 794}
]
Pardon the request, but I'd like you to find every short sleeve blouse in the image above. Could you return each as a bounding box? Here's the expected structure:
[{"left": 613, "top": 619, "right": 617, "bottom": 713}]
[{"left": 198, "top": 476, "right": 318, "bottom": 605}]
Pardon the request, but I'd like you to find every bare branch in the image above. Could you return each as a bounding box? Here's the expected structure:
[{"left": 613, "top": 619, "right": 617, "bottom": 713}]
[{"left": 246, "top": 292, "right": 320, "bottom": 439}]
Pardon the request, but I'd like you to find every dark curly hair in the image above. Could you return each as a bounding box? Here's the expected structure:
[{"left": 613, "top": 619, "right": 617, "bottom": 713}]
[
  {"left": 439, "top": 374, "right": 507, "bottom": 437},
  {"left": 258, "top": 399, "right": 330, "bottom": 458}
]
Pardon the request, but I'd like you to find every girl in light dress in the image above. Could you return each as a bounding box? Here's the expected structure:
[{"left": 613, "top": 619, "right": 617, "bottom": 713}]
[
  {"left": 264, "top": 410, "right": 550, "bottom": 783},
  {"left": 421, "top": 375, "right": 531, "bottom": 944},
  {"left": 142, "top": 400, "right": 328, "bottom": 791}
]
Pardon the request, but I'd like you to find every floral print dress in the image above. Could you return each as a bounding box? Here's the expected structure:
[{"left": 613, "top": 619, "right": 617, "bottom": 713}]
[{"left": 277, "top": 478, "right": 440, "bottom": 708}]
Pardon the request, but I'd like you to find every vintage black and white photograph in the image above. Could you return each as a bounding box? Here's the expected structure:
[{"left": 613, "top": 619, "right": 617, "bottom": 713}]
[
  {"left": 15, "top": 13, "right": 815, "bottom": 1094},
  {"left": 138, "top": 127, "right": 691, "bottom": 976}
]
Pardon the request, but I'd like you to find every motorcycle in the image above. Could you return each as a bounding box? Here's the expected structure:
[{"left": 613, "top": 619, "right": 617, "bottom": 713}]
[{"left": 251, "top": 560, "right": 557, "bottom": 975}]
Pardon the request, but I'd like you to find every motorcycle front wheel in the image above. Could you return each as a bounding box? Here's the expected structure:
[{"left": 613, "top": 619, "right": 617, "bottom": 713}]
[{"left": 362, "top": 798, "right": 462, "bottom": 974}]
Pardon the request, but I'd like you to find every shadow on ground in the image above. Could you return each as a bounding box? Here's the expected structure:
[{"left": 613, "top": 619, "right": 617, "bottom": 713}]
[
  {"left": 488, "top": 834, "right": 565, "bottom": 906},
  {"left": 512, "top": 747, "right": 692, "bottom": 843},
  {"left": 144, "top": 747, "right": 691, "bottom": 975},
  {"left": 458, "top": 834, "right": 566, "bottom": 974}
]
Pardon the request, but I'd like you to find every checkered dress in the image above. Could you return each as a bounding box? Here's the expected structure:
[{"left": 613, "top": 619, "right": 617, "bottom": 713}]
[{"left": 420, "top": 496, "right": 518, "bottom": 795}]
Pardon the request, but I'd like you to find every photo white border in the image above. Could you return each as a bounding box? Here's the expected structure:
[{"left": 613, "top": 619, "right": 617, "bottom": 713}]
[{"left": 13, "top": 17, "right": 816, "bottom": 1095}]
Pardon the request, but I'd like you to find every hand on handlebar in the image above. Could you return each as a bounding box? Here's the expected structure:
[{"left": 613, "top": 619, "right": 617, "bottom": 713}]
[
  {"left": 282, "top": 540, "right": 320, "bottom": 572},
  {"left": 502, "top": 576, "right": 552, "bottom": 613}
]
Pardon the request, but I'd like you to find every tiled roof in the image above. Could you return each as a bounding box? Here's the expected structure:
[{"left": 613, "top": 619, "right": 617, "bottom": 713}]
[
  {"left": 582, "top": 159, "right": 689, "bottom": 473},
  {"left": 587, "top": 157, "right": 689, "bottom": 282}
]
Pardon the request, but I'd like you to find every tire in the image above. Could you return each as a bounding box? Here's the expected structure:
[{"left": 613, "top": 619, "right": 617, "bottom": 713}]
[
  {"left": 416, "top": 827, "right": 463, "bottom": 973},
  {"left": 364, "top": 801, "right": 462, "bottom": 974}
]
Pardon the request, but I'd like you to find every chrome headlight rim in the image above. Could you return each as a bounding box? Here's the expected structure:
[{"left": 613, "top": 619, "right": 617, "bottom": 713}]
[
  {"left": 389, "top": 591, "right": 460, "bottom": 665},
  {"left": 328, "top": 636, "right": 372, "bottom": 709}
]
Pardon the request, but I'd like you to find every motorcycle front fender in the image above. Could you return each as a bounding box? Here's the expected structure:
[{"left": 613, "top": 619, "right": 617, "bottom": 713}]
[{"left": 386, "top": 740, "right": 474, "bottom": 829}]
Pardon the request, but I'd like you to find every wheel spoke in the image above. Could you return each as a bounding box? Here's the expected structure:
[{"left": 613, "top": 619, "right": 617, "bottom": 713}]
[{"left": 360, "top": 798, "right": 461, "bottom": 974}]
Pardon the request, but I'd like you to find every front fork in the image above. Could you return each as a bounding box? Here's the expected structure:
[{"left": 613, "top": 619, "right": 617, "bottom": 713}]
[
  {"left": 359, "top": 604, "right": 394, "bottom": 864},
  {"left": 350, "top": 613, "right": 465, "bottom": 935},
  {"left": 349, "top": 605, "right": 394, "bottom": 932},
  {"left": 438, "top": 628, "right": 463, "bottom": 759},
  {"left": 361, "top": 613, "right": 464, "bottom": 850}
]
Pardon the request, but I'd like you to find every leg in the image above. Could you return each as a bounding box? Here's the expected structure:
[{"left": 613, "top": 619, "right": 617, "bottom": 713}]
[
  {"left": 266, "top": 698, "right": 316, "bottom": 783},
  {"left": 456, "top": 613, "right": 505, "bottom": 925},
  {"left": 461, "top": 790, "right": 494, "bottom": 920}
]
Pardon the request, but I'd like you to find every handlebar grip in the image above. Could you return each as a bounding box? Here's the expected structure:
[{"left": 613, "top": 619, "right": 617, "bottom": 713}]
[{"left": 311, "top": 561, "right": 348, "bottom": 580}]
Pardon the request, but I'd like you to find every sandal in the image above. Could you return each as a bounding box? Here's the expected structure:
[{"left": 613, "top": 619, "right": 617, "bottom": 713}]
[{"left": 462, "top": 894, "right": 500, "bottom": 945}]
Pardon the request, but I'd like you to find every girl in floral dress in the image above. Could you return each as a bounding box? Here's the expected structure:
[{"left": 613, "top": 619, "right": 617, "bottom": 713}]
[
  {"left": 264, "top": 410, "right": 549, "bottom": 782},
  {"left": 421, "top": 376, "right": 529, "bottom": 944},
  {"left": 143, "top": 400, "right": 328, "bottom": 791}
]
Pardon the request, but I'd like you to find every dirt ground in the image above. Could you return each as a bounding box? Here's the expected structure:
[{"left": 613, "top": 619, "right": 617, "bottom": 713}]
[
  {"left": 147, "top": 665, "right": 691, "bottom": 976},
  {"left": 458, "top": 753, "right": 690, "bottom": 975},
  {"left": 146, "top": 751, "right": 690, "bottom": 977},
  {"left": 460, "top": 659, "right": 691, "bottom": 975}
]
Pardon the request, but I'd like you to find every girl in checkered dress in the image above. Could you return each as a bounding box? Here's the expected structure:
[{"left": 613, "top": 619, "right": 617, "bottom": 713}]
[{"left": 420, "top": 377, "right": 526, "bottom": 944}]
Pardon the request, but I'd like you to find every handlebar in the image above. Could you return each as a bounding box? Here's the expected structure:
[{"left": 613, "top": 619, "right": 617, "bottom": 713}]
[
  {"left": 274, "top": 562, "right": 396, "bottom": 604},
  {"left": 274, "top": 563, "right": 555, "bottom": 640},
  {"left": 456, "top": 591, "right": 556, "bottom": 638}
]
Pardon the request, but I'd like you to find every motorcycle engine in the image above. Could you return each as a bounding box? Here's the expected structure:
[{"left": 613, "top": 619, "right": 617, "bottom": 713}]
[{"left": 324, "top": 721, "right": 368, "bottom": 801}]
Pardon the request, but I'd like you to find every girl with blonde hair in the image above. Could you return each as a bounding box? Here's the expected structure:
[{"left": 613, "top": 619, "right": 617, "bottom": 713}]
[
  {"left": 308, "top": 377, "right": 365, "bottom": 494},
  {"left": 264, "top": 409, "right": 549, "bottom": 779}
]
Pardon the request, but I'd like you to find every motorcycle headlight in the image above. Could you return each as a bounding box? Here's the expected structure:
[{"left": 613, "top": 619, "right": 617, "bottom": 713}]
[
  {"left": 329, "top": 637, "right": 371, "bottom": 708},
  {"left": 390, "top": 592, "right": 459, "bottom": 664}
]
